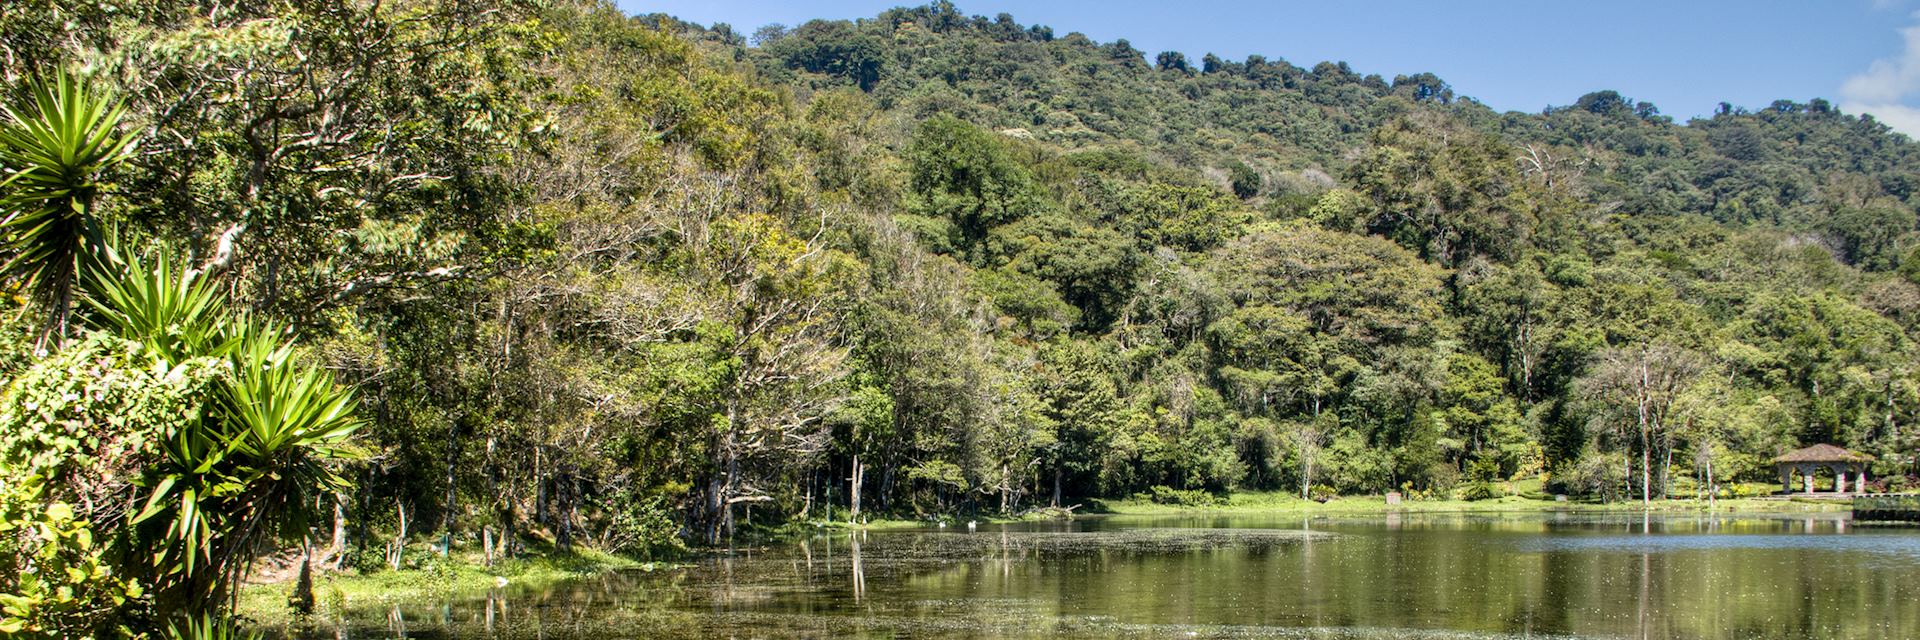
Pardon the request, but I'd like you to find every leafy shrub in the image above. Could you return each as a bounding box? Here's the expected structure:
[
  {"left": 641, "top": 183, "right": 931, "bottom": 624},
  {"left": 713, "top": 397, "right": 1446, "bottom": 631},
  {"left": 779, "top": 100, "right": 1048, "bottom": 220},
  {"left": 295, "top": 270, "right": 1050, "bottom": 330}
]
[
  {"left": 1459, "top": 482, "right": 1500, "bottom": 501},
  {"left": 1, "top": 244, "right": 362, "bottom": 621},
  {"left": 1307, "top": 484, "right": 1338, "bottom": 503},
  {"left": 1144, "top": 485, "right": 1221, "bottom": 507},
  {"left": 0, "top": 332, "right": 216, "bottom": 520},
  {"left": 1548, "top": 452, "right": 1627, "bottom": 502},
  {"left": 1227, "top": 160, "right": 1261, "bottom": 199},
  {"left": 0, "top": 333, "right": 214, "bottom": 637},
  {"left": 0, "top": 479, "right": 147, "bottom": 639},
  {"left": 1323, "top": 431, "right": 1393, "bottom": 494},
  {"left": 600, "top": 491, "right": 684, "bottom": 556}
]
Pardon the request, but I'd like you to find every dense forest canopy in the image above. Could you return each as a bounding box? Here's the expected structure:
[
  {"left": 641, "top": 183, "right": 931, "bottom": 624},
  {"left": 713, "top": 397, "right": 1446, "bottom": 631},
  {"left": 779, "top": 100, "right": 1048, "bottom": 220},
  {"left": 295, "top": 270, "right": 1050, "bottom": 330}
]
[{"left": 3, "top": 0, "right": 1920, "bottom": 632}]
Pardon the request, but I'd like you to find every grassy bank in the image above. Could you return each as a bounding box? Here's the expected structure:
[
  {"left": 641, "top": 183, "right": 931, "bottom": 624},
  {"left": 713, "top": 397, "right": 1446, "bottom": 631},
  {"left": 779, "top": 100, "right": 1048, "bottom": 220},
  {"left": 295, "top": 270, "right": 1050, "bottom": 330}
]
[
  {"left": 763, "top": 486, "right": 1853, "bottom": 529},
  {"left": 1096, "top": 492, "right": 1852, "bottom": 516},
  {"left": 1094, "top": 483, "right": 1855, "bottom": 516},
  {"left": 236, "top": 546, "right": 664, "bottom": 625},
  {"left": 807, "top": 511, "right": 1057, "bottom": 531}
]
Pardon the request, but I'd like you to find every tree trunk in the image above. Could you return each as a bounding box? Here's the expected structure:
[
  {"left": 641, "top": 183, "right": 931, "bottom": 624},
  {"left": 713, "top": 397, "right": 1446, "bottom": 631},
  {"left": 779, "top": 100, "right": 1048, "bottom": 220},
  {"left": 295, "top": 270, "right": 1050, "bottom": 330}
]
[
  {"left": 850, "top": 454, "right": 863, "bottom": 522},
  {"left": 1052, "top": 465, "right": 1062, "bottom": 508},
  {"left": 1000, "top": 464, "right": 1010, "bottom": 514},
  {"left": 1516, "top": 309, "right": 1535, "bottom": 403},
  {"left": 706, "top": 449, "right": 725, "bottom": 545},
  {"left": 387, "top": 500, "right": 409, "bottom": 572},
  {"left": 881, "top": 465, "right": 894, "bottom": 512},
  {"left": 555, "top": 470, "right": 575, "bottom": 552},
  {"left": 290, "top": 539, "right": 315, "bottom": 615},
  {"left": 724, "top": 451, "right": 740, "bottom": 540},
  {"left": 1300, "top": 440, "right": 1314, "bottom": 501},
  {"left": 501, "top": 501, "right": 517, "bottom": 560},
  {"left": 708, "top": 401, "right": 739, "bottom": 545},
  {"left": 442, "top": 419, "right": 460, "bottom": 557},
  {"left": 1659, "top": 441, "right": 1674, "bottom": 500},
  {"left": 1888, "top": 384, "right": 1898, "bottom": 445},
  {"left": 534, "top": 447, "right": 548, "bottom": 528},
  {"left": 1705, "top": 455, "right": 1716, "bottom": 512},
  {"left": 565, "top": 473, "right": 581, "bottom": 550},
  {"left": 1638, "top": 361, "right": 1652, "bottom": 508},
  {"left": 1640, "top": 438, "right": 1652, "bottom": 507},
  {"left": 802, "top": 469, "right": 814, "bottom": 520},
  {"left": 328, "top": 498, "right": 347, "bottom": 570}
]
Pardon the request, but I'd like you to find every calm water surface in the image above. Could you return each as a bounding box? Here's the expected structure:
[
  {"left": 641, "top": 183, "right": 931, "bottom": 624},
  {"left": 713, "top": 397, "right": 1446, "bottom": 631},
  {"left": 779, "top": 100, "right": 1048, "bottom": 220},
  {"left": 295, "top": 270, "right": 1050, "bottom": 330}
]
[{"left": 291, "top": 512, "right": 1920, "bottom": 639}]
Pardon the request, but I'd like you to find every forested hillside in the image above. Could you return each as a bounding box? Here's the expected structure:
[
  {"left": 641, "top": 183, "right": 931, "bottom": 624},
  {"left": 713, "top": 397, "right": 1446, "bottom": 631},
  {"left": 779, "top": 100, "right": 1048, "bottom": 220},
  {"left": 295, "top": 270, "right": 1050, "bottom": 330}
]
[
  {"left": 4, "top": 3, "right": 1920, "bottom": 629},
  {"left": 693, "top": 3, "right": 1920, "bottom": 511}
]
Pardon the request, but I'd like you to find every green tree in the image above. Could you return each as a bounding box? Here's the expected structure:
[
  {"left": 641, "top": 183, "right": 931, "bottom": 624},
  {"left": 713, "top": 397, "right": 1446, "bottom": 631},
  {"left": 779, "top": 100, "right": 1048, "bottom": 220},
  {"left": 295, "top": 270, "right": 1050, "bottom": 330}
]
[
  {"left": 907, "top": 115, "right": 1046, "bottom": 255},
  {"left": 1346, "top": 115, "right": 1535, "bottom": 266},
  {"left": 1431, "top": 350, "right": 1533, "bottom": 477},
  {"left": 1035, "top": 342, "right": 1121, "bottom": 504},
  {"left": 1577, "top": 343, "right": 1704, "bottom": 506},
  {"left": 1155, "top": 51, "right": 1191, "bottom": 74},
  {"left": 1227, "top": 161, "right": 1261, "bottom": 199}
]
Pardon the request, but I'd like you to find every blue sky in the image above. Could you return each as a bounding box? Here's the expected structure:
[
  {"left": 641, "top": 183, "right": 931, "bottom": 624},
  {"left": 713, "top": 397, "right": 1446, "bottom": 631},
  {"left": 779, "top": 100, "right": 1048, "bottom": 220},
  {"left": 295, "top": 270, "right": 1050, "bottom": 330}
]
[{"left": 615, "top": 0, "right": 1920, "bottom": 134}]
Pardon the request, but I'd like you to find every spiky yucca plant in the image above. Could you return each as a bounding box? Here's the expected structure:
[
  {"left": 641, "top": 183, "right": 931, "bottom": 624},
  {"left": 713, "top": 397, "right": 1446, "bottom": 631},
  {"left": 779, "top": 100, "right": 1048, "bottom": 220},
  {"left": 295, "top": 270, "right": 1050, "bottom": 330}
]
[
  {"left": 83, "top": 239, "right": 234, "bottom": 363},
  {"left": 0, "top": 71, "right": 136, "bottom": 348},
  {"left": 90, "top": 244, "right": 360, "bottom": 613},
  {"left": 2, "top": 72, "right": 355, "bottom": 627},
  {"left": 164, "top": 613, "right": 263, "bottom": 640}
]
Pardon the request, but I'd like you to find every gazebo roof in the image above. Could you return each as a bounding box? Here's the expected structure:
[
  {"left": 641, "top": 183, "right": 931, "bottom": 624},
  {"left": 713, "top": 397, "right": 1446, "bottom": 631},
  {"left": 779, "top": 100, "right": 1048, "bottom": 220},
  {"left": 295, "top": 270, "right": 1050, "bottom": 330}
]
[{"left": 1772, "top": 443, "right": 1873, "bottom": 464}]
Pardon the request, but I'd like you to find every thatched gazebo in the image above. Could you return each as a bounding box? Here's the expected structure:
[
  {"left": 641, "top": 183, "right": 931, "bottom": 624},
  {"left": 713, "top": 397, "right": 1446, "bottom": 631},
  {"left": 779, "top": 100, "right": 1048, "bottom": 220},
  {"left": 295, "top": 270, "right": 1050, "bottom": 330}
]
[{"left": 1773, "top": 444, "right": 1873, "bottom": 494}]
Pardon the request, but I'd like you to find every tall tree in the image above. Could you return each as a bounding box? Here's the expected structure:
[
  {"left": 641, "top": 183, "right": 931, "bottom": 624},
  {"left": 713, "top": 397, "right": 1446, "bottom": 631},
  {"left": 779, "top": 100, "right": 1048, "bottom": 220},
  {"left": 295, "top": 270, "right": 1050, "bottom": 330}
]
[{"left": 1580, "top": 344, "right": 1703, "bottom": 506}]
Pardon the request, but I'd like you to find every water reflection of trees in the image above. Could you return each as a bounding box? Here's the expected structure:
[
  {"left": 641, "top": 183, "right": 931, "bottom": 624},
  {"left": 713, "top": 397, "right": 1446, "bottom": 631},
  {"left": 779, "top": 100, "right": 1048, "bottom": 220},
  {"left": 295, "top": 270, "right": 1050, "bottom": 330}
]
[{"left": 287, "top": 516, "right": 1920, "bottom": 639}]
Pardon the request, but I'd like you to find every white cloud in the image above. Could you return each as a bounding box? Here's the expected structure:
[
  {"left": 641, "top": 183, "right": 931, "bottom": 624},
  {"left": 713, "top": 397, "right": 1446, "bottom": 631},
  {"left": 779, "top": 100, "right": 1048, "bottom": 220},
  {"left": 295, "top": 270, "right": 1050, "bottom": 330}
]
[
  {"left": 1842, "top": 101, "right": 1920, "bottom": 134},
  {"left": 1842, "top": 14, "right": 1920, "bottom": 135},
  {"left": 1842, "top": 23, "right": 1920, "bottom": 104}
]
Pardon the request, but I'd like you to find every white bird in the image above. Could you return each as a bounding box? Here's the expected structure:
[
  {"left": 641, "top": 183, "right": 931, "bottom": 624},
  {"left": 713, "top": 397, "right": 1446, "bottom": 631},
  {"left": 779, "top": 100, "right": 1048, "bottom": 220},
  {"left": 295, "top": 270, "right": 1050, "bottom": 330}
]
[{"left": 967, "top": 520, "right": 977, "bottom": 532}]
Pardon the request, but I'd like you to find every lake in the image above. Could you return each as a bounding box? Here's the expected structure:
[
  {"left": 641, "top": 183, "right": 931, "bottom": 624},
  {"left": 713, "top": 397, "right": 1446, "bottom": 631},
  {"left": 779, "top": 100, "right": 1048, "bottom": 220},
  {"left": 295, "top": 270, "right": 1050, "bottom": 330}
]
[{"left": 293, "top": 512, "right": 1920, "bottom": 639}]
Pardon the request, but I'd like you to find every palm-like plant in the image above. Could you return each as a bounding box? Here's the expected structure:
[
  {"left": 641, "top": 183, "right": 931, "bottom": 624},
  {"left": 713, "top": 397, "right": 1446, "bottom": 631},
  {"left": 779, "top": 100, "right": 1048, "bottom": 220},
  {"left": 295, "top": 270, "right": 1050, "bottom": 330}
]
[
  {"left": 1, "top": 71, "right": 354, "bottom": 624},
  {"left": 90, "top": 245, "right": 361, "bottom": 612},
  {"left": 136, "top": 332, "right": 361, "bottom": 609},
  {"left": 165, "top": 613, "right": 263, "bottom": 640},
  {"left": 83, "top": 239, "right": 234, "bottom": 363},
  {"left": 215, "top": 321, "right": 361, "bottom": 545},
  {"left": 0, "top": 71, "right": 137, "bottom": 348}
]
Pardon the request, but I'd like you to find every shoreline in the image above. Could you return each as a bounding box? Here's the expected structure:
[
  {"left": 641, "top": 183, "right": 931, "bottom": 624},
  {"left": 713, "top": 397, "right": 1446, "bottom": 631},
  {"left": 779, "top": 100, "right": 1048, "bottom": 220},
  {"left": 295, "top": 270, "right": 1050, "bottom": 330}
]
[
  {"left": 1088, "top": 492, "right": 1855, "bottom": 517},
  {"left": 239, "top": 492, "right": 1863, "bottom": 625},
  {"left": 844, "top": 490, "right": 1857, "bottom": 526}
]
